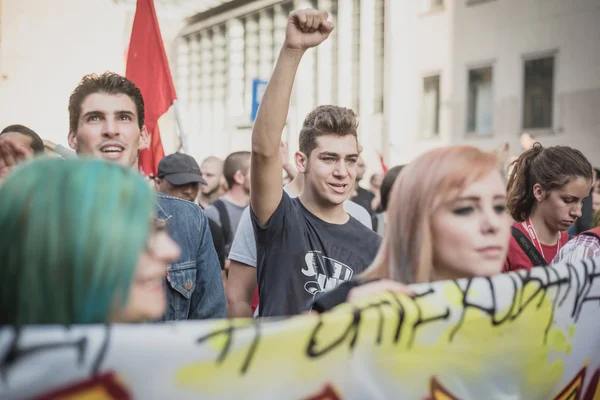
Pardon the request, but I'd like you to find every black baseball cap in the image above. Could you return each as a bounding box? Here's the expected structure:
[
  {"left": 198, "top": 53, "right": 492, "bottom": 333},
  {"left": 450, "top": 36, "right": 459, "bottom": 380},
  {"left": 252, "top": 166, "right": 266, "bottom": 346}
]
[{"left": 157, "top": 153, "right": 207, "bottom": 185}]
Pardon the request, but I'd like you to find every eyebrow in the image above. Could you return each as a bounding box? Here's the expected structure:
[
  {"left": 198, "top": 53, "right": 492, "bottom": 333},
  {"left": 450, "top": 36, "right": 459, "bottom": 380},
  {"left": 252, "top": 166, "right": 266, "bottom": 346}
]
[
  {"left": 81, "top": 110, "right": 136, "bottom": 119},
  {"left": 318, "top": 151, "right": 359, "bottom": 158},
  {"left": 454, "top": 194, "right": 506, "bottom": 202}
]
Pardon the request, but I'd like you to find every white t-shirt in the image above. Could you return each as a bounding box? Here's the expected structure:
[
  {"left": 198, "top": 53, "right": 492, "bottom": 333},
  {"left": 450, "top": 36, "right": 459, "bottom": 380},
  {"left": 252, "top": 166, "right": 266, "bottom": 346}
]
[{"left": 228, "top": 186, "right": 372, "bottom": 268}]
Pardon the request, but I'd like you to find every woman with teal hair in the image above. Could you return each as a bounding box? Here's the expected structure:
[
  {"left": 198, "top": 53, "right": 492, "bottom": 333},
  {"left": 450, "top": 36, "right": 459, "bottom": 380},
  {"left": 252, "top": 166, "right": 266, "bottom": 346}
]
[{"left": 0, "top": 158, "right": 180, "bottom": 325}]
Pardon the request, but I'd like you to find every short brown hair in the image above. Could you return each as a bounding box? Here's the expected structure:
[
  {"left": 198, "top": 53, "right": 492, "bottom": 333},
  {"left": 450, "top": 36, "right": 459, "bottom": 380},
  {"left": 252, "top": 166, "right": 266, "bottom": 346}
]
[
  {"left": 223, "top": 151, "right": 250, "bottom": 189},
  {"left": 298, "top": 105, "right": 358, "bottom": 157},
  {"left": 68, "top": 72, "right": 145, "bottom": 133},
  {"left": 1, "top": 124, "right": 44, "bottom": 154},
  {"left": 507, "top": 143, "right": 593, "bottom": 221}
]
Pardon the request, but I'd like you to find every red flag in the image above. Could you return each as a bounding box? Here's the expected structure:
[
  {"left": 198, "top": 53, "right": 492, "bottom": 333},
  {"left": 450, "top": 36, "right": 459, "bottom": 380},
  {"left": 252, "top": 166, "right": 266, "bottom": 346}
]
[
  {"left": 378, "top": 152, "right": 388, "bottom": 174},
  {"left": 126, "top": 0, "right": 177, "bottom": 176}
]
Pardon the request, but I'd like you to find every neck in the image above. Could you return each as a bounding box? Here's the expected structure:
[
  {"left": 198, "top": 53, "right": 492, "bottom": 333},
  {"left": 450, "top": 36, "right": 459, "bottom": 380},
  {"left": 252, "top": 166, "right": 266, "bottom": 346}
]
[
  {"left": 528, "top": 211, "right": 559, "bottom": 245},
  {"left": 199, "top": 190, "right": 220, "bottom": 208},
  {"left": 298, "top": 187, "right": 348, "bottom": 224},
  {"left": 224, "top": 186, "right": 250, "bottom": 207},
  {"left": 432, "top": 267, "right": 465, "bottom": 283}
]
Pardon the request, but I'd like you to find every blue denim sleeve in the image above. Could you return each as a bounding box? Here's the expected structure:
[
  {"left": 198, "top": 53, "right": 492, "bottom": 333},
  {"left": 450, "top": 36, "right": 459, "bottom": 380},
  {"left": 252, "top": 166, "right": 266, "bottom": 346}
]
[{"left": 189, "top": 209, "right": 226, "bottom": 319}]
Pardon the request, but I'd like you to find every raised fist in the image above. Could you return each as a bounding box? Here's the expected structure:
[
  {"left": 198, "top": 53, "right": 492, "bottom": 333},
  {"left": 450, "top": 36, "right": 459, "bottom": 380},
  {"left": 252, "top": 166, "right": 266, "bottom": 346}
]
[{"left": 284, "top": 9, "right": 334, "bottom": 51}]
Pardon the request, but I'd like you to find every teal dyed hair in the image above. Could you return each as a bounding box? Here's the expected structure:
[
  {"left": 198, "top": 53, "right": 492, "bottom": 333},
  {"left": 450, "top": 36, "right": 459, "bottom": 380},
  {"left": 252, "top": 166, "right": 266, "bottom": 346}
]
[{"left": 0, "top": 158, "right": 155, "bottom": 325}]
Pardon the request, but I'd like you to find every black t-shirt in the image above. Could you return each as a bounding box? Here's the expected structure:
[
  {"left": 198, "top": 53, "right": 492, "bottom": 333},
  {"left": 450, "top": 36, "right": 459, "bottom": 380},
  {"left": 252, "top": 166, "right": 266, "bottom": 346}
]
[
  {"left": 252, "top": 192, "right": 381, "bottom": 317},
  {"left": 351, "top": 187, "right": 376, "bottom": 216}
]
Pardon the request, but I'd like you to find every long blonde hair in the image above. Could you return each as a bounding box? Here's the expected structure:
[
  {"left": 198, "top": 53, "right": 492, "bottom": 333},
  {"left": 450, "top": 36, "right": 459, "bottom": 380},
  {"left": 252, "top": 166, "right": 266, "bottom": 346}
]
[{"left": 364, "top": 146, "right": 498, "bottom": 284}]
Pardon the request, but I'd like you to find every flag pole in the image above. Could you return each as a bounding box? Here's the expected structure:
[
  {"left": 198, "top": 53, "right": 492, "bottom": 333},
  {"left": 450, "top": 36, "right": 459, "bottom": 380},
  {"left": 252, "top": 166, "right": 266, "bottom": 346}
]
[{"left": 173, "top": 99, "right": 188, "bottom": 154}]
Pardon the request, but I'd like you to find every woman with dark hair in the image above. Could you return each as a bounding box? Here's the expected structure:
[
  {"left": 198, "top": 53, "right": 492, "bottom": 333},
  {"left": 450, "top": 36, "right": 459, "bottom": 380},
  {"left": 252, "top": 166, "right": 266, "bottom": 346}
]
[
  {"left": 504, "top": 143, "right": 593, "bottom": 271},
  {"left": 373, "top": 165, "right": 404, "bottom": 235}
]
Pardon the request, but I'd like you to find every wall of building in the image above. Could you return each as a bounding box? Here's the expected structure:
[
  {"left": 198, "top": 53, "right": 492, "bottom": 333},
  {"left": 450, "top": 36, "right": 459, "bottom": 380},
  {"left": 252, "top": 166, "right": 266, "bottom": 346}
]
[
  {"left": 4, "top": 0, "right": 597, "bottom": 171},
  {"left": 387, "top": 0, "right": 600, "bottom": 167},
  {"left": 450, "top": 0, "right": 600, "bottom": 167},
  {"left": 176, "top": 0, "right": 388, "bottom": 178},
  {"left": 0, "top": 0, "right": 182, "bottom": 152}
]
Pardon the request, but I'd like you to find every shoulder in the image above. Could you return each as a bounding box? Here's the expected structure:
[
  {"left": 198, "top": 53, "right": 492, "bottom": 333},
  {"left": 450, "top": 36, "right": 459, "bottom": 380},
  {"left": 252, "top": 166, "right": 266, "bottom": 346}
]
[
  {"left": 348, "top": 217, "right": 381, "bottom": 244},
  {"left": 343, "top": 200, "right": 371, "bottom": 221},
  {"left": 235, "top": 207, "right": 253, "bottom": 234},
  {"left": 156, "top": 193, "right": 205, "bottom": 223},
  {"left": 203, "top": 203, "right": 219, "bottom": 220}
]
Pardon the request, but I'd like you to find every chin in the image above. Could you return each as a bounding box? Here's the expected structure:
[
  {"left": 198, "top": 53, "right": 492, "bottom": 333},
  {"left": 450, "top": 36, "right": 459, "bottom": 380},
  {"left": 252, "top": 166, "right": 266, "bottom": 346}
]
[
  {"left": 325, "top": 194, "right": 347, "bottom": 206},
  {"left": 142, "top": 303, "right": 166, "bottom": 321},
  {"left": 474, "top": 262, "right": 503, "bottom": 277}
]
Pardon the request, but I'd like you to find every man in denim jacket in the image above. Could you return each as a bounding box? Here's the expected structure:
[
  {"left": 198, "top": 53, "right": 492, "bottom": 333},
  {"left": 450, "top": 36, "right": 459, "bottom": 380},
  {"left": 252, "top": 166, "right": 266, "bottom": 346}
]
[
  {"left": 155, "top": 153, "right": 226, "bottom": 319},
  {"left": 156, "top": 192, "right": 226, "bottom": 320}
]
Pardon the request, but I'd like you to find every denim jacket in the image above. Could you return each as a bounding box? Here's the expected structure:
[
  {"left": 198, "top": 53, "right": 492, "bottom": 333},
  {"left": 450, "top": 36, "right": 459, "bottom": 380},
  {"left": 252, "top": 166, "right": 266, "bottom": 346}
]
[{"left": 156, "top": 193, "right": 226, "bottom": 320}]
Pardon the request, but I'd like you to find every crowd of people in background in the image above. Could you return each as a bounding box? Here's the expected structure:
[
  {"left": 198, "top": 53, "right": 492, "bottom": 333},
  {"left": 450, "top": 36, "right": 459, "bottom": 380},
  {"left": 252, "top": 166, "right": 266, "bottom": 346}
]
[{"left": 2, "top": 8, "right": 600, "bottom": 327}]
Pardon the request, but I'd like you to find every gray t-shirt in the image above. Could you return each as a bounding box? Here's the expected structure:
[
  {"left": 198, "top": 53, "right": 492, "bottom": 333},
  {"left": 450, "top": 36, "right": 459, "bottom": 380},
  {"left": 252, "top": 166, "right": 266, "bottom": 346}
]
[
  {"left": 229, "top": 189, "right": 373, "bottom": 268},
  {"left": 251, "top": 192, "right": 381, "bottom": 317},
  {"left": 204, "top": 197, "right": 246, "bottom": 254}
]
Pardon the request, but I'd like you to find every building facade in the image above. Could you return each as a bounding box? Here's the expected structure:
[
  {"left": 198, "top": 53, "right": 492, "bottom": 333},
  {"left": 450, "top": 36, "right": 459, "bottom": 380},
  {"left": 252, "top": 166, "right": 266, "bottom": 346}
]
[
  {"left": 177, "top": 0, "right": 600, "bottom": 170},
  {"left": 1, "top": 0, "right": 598, "bottom": 170}
]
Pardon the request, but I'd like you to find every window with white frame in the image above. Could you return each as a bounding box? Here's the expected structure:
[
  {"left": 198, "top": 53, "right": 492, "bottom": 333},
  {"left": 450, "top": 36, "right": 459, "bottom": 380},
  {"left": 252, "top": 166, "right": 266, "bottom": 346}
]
[
  {"left": 422, "top": 75, "right": 440, "bottom": 137},
  {"left": 523, "top": 55, "right": 554, "bottom": 129},
  {"left": 467, "top": 66, "right": 493, "bottom": 135}
]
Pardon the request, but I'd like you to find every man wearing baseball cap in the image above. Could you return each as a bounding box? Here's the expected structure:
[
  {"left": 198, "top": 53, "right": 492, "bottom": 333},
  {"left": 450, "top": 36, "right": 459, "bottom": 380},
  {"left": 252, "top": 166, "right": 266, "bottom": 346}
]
[
  {"left": 155, "top": 153, "right": 207, "bottom": 202},
  {"left": 154, "top": 152, "right": 228, "bottom": 286}
]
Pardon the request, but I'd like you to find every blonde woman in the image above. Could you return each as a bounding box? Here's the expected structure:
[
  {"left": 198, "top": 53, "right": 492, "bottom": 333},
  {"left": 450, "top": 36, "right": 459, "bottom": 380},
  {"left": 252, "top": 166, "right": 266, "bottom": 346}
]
[{"left": 311, "top": 146, "right": 512, "bottom": 311}]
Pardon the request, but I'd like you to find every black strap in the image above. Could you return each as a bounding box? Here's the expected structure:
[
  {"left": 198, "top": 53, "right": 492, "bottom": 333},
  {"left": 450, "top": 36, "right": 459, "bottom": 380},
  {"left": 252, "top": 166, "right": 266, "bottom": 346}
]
[
  {"left": 213, "top": 199, "right": 232, "bottom": 247},
  {"left": 511, "top": 226, "right": 547, "bottom": 267}
]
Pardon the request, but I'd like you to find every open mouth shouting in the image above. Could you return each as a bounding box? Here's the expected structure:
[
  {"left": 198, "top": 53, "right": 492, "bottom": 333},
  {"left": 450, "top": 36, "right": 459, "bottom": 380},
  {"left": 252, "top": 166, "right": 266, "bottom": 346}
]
[
  {"left": 328, "top": 182, "right": 348, "bottom": 194},
  {"left": 99, "top": 143, "right": 126, "bottom": 160}
]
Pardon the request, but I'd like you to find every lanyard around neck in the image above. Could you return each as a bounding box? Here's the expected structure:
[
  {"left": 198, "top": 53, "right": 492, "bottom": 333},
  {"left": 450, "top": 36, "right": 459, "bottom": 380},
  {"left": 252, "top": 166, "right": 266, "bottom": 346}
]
[{"left": 523, "top": 218, "right": 561, "bottom": 263}]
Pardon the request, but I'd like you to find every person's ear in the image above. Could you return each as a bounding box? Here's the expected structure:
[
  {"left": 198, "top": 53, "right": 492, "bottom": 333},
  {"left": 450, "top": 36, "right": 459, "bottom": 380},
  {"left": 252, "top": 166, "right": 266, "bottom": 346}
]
[
  {"left": 295, "top": 151, "right": 308, "bottom": 173},
  {"left": 67, "top": 131, "right": 79, "bottom": 151},
  {"left": 533, "top": 183, "right": 546, "bottom": 202},
  {"left": 233, "top": 170, "right": 244, "bottom": 185},
  {"left": 139, "top": 126, "right": 150, "bottom": 151}
]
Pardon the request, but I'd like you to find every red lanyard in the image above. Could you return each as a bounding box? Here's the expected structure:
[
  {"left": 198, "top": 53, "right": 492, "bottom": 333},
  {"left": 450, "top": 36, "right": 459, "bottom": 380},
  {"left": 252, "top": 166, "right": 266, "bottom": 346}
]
[{"left": 523, "top": 218, "right": 560, "bottom": 263}]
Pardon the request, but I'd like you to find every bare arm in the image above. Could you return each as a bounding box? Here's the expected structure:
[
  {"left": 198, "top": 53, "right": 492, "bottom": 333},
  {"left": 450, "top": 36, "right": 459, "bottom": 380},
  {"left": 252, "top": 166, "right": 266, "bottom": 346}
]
[
  {"left": 226, "top": 260, "right": 257, "bottom": 318},
  {"left": 251, "top": 9, "right": 334, "bottom": 225}
]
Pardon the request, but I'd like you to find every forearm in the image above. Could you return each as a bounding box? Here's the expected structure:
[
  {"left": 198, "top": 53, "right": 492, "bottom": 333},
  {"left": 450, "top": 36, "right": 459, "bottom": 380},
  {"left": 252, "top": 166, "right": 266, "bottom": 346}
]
[
  {"left": 252, "top": 48, "right": 304, "bottom": 158},
  {"left": 227, "top": 299, "right": 253, "bottom": 318}
]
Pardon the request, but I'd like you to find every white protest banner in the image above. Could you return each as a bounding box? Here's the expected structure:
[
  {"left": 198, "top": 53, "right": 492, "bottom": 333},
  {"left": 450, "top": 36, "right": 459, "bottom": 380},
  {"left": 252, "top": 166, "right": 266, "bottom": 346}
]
[{"left": 1, "top": 259, "right": 600, "bottom": 399}]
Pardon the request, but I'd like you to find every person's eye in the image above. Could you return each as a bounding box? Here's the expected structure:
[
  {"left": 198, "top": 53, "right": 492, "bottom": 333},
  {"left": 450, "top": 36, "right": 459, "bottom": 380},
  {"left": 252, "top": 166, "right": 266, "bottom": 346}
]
[
  {"left": 347, "top": 159, "right": 357, "bottom": 164},
  {"left": 118, "top": 115, "right": 132, "bottom": 121},
  {"left": 323, "top": 157, "right": 336, "bottom": 163},
  {"left": 453, "top": 207, "right": 474, "bottom": 216},
  {"left": 494, "top": 204, "right": 507, "bottom": 214},
  {"left": 87, "top": 116, "right": 100, "bottom": 122},
  {"left": 563, "top": 197, "right": 575, "bottom": 204}
]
